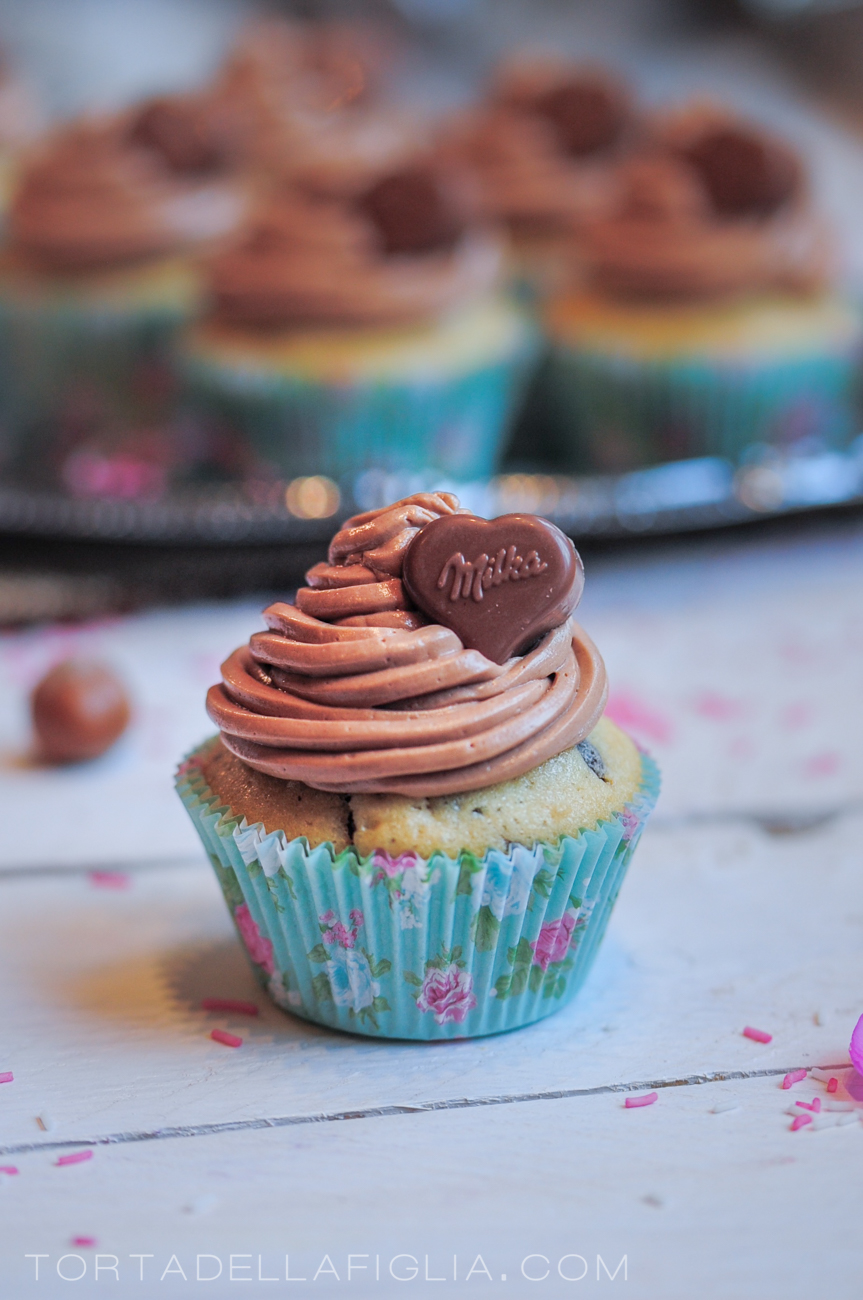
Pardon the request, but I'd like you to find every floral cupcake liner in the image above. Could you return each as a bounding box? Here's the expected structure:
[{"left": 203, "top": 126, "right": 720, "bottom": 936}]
[
  {"left": 542, "top": 342, "right": 863, "bottom": 473},
  {"left": 178, "top": 312, "right": 540, "bottom": 484},
  {"left": 175, "top": 739, "right": 659, "bottom": 1041},
  {"left": 0, "top": 272, "right": 196, "bottom": 475}
]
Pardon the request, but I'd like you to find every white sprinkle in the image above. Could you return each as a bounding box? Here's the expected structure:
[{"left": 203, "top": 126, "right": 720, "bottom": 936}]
[
  {"left": 809, "top": 1112, "right": 860, "bottom": 1132},
  {"left": 712, "top": 1101, "right": 741, "bottom": 1114},
  {"left": 183, "top": 1194, "right": 218, "bottom": 1216},
  {"left": 822, "top": 1100, "right": 858, "bottom": 1113},
  {"left": 810, "top": 1066, "right": 851, "bottom": 1083}
]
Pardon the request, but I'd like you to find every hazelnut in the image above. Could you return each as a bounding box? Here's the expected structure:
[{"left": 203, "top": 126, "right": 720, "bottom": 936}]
[{"left": 31, "top": 660, "right": 131, "bottom": 764}]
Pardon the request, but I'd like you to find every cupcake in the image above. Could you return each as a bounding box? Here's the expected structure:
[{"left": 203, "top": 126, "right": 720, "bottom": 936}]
[
  {"left": 210, "top": 18, "right": 391, "bottom": 177},
  {"left": 541, "top": 107, "right": 863, "bottom": 472},
  {"left": 178, "top": 161, "right": 538, "bottom": 484},
  {"left": 0, "top": 111, "right": 249, "bottom": 485},
  {"left": 439, "top": 57, "right": 633, "bottom": 295},
  {"left": 176, "top": 492, "right": 658, "bottom": 1039}
]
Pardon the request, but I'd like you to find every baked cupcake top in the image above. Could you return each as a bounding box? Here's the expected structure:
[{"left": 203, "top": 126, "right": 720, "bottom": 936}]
[
  {"left": 8, "top": 115, "right": 247, "bottom": 272},
  {"left": 205, "top": 163, "right": 501, "bottom": 329},
  {"left": 439, "top": 58, "right": 631, "bottom": 237},
  {"left": 207, "top": 492, "right": 607, "bottom": 797},
  {"left": 580, "top": 105, "right": 828, "bottom": 300}
]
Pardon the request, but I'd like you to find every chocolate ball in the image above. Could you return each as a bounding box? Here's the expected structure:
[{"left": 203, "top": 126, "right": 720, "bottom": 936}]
[
  {"left": 31, "top": 660, "right": 131, "bottom": 764},
  {"left": 358, "top": 166, "right": 465, "bottom": 256},
  {"left": 129, "top": 96, "right": 234, "bottom": 175},
  {"left": 683, "top": 126, "right": 801, "bottom": 219},
  {"left": 534, "top": 77, "right": 629, "bottom": 157}
]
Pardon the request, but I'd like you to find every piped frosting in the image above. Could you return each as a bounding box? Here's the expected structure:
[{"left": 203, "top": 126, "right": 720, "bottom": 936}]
[{"left": 207, "top": 493, "right": 607, "bottom": 796}]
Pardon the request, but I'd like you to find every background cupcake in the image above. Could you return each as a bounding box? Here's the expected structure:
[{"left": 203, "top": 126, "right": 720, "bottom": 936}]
[
  {"left": 176, "top": 492, "right": 659, "bottom": 1039},
  {"left": 0, "top": 109, "right": 250, "bottom": 488},
  {"left": 179, "top": 160, "right": 539, "bottom": 485},
  {"left": 439, "top": 57, "right": 634, "bottom": 296},
  {"left": 210, "top": 18, "right": 392, "bottom": 180},
  {"left": 540, "top": 107, "right": 863, "bottom": 472}
]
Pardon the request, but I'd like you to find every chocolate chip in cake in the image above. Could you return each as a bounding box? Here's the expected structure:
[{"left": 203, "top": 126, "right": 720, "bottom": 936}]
[{"left": 577, "top": 739, "right": 608, "bottom": 781}]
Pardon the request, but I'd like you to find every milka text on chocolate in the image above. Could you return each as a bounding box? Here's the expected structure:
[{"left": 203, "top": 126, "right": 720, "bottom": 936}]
[{"left": 438, "top": 546, "right": 548, "bottom": 603}]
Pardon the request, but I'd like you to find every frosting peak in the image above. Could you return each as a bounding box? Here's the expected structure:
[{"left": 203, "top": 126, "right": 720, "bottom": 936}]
[
  {"left": 207, "top": 494, "right": 607, "bottom": 796},
  {"left": 439, "top": 60, "right": 629, "bottom": 238},
  {"left": 581, "top": 112, "right": 828, "bottom": 301},
  {"left": 10, "top": 118, "right": 246, "bottom": 271},
  {"left": 207, "top": 171, "right": 500, "bottom": 329}
]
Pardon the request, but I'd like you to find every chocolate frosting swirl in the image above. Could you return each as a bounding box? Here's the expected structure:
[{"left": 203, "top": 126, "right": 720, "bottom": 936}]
[
  {"left": 207, "top": 493, "right": 608, "bottom": 796},
  {"left": 439, "top": 60, "right": 629, "bottom": 237},
  {"left": 9, "top": 118, "right": 247, "bottom": 272},
  {"left": 208, "top": 176, "right": 501, "bottom": 329},
  {"left": 440, "top": 108, "right": 619, "bottom": 236},
  {"left": 581, "top": 110, "right": 828, "bottom": 300}
]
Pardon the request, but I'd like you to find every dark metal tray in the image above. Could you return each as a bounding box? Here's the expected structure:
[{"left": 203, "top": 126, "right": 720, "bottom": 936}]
[{"left": 1, "top": 447, "right": 862, "bottom": 546}]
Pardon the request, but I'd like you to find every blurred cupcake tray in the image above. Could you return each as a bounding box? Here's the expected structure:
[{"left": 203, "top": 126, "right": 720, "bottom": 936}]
[{"left": 2, "top": 446, "right": 863, "bottom": 546}]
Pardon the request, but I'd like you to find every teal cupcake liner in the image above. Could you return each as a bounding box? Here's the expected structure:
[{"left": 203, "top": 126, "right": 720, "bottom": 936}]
[
  {"left": 179, "top": 318, "right": 540, "bottom": 483},
  {"left": 542, "top": 342, "right": 863, "bottom": 473},
  {"left": 175, "top": 739, "right": 659, "bottom": 1041},
  {"left": 0, "top": 286, "right": 193, "bottom": 473}
]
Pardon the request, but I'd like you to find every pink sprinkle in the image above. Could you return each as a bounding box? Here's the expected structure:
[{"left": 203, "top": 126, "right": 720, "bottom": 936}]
[
  {"left": 803, "top": 751, "right": 841, "bottom": 779},
  {"left": 71, "top": 1237, "right": 96, "bottom": 1248},
  {"left": 0, "top": 1166, "right": 18, "bottom": 1176},
  {"left": 625, "top": 1092, "right": 658, "bottom": 1109},
  {"left": 790, "top": 1114, "right": 812, "bottom": 1131},
  {"left": 851, "top": 1013, "right": 863, "bottom": 1075},
  {"left": 201, "top": 998, "right": 258, "bottom": 1016},
  {"left": 0, "top": 1072, "right": 13, "bottom": 1084},
  {"left": 55, "top": 1151, "right": 93, "bottom": 1167},
  {"left": 605, "top": 692, "right": 673, "bottom": 745},
  {"left": 827, "top": 1078, "right": 839, "bottom": 1094},
  {"left": 795, "top": 1098, "right": 821, "bottom": 1113},
  {"left": 210, "top": 1028, "right": 242, "bottom": 1048},
  {"left": 89, "top": 870, "right": 130, "bottom": 889},
  {"left": 692, "top": 691, "right": 746, "bottom": 722},
  {"left": 782, "top": 1070, "right": 807, "bottom": 1090},
  {"left": 742, "top": 1026, "right": 772, "bottom": 1044}
]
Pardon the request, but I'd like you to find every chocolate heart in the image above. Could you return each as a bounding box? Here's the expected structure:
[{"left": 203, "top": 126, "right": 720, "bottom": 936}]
[{"left": 402, "top": 513, "right": 584, "bottom": 664}]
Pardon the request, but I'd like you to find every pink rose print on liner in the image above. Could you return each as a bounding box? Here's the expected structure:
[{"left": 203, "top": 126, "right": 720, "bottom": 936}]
[
  {"left": 531, "top": 914, "right": 576, "bottom": 972},
  {"left": 320, "top": 909, "right": 364, "bottom": 949},
  {"left": 604, "top": 692, "right": 673, "bottom": 746},
  {"left": 234, "top": 904, "right": 275, "bottom": 975},
  {"left": 416, "top": 966, "right": 477, "bottom": 1025},
  {"left": 619, "top": 809, "right": 641, "bottom": 843},
  {"left": 373, "top": 851, "right": 419, "bottom": 881}
]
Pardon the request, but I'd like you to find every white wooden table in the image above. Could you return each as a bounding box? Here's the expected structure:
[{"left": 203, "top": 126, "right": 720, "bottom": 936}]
[{"left": 1, "top": 516, "right": 862, "bottom": 1298}]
